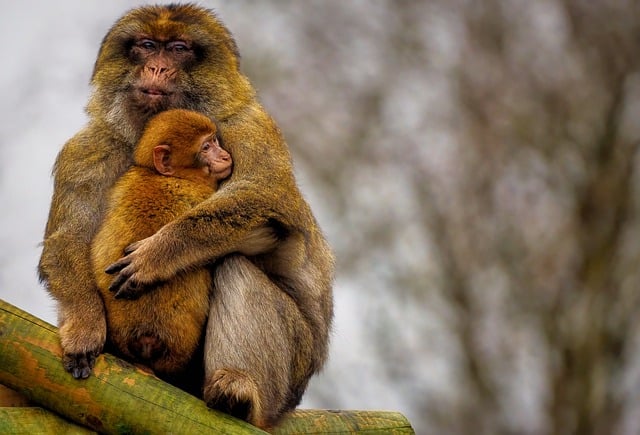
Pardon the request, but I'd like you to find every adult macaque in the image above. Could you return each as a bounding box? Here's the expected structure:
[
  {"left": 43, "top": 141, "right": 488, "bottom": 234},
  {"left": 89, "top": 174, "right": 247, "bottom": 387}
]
[
  {"left": 92, "top": 108, "right": 244, "bottom": 390},
  {"left": 39, "top": 4, "right": 334, "bottom": 429}
]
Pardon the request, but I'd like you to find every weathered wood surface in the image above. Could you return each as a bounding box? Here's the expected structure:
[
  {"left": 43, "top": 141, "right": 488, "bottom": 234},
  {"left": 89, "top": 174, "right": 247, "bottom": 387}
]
[
  {"left": 274, "top": 409, "right": 415, "bottom": 434},
  {"left": 0, "top": 383, "right": 31, "bottom": 406},
  {"left": 0, "top": 407, "right": 96, "bottom": 434},
  {"left": 0, "top": 299, "right": 414, "bottom": 434}
]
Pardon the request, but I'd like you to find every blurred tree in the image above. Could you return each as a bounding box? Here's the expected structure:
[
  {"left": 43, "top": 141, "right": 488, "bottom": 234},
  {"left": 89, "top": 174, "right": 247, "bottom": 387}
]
[{"left": 224, "top": 1, "right": 640, "bottom": 433}]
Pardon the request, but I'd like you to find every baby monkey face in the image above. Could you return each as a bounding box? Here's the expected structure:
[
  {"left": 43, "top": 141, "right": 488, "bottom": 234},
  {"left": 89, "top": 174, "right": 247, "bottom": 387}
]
[{"left": 196, "top": 133, "right": 232, "bottom": 182}]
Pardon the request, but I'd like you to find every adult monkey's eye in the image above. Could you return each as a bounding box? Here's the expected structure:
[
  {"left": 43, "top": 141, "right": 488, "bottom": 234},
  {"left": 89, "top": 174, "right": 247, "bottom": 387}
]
[
  {"left": 138, "top": 39, "right": 156, "bottom": 50},
  {"left": 168, "top": 41, "right": 190, "bottom": 53}
]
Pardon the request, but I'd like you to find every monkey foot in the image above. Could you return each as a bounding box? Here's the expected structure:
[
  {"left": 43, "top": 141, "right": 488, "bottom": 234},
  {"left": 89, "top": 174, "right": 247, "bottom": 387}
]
[
  {"left": 63, "top": 349, "right": 100, "bottom": 379},
  {"left": 203, "top": 368, "right": 264, "bottom": 427}
]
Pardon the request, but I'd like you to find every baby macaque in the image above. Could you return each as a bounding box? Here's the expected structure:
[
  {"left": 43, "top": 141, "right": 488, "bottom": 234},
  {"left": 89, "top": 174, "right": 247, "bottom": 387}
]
[{"left": 91, "top": 109, "right": 231, "bottom": 388}]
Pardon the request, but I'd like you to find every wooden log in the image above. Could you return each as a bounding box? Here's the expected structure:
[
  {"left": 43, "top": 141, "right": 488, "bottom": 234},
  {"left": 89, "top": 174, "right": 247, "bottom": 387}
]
[
  {"left": 0, "top": 383, "right": 31, "bottom": 406},
  {"left": 0, "top": 299, "right": 265, "bottom": 434},
  {"left": 0, "top": 407, "right": 96, "bottom": 434},
  {"left": 0, "top": 299, "right": 414, "bottom": 434},
  {"left": 273, "top": 409, "right": 414, "bottom": 434}
]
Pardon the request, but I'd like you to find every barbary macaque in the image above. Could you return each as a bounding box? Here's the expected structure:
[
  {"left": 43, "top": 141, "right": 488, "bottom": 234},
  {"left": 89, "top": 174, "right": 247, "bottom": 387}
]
[
  {"left": 92, "top": 108, "right": 238, "bottom": 389},
  {"left": 39, "top": 4, "right": 334, "bottom": 429}
]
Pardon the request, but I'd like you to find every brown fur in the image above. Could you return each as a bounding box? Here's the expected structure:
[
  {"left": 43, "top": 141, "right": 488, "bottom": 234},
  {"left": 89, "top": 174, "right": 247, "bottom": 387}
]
[
  {"left": 91, "top": 109, "right": 228, "bottom": 386},
  {"left": 39, "top": 4, "right": 334, "bottom": 429}
]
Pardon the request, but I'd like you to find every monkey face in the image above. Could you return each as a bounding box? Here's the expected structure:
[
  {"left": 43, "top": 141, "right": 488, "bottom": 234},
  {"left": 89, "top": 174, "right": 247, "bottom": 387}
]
[
  {"left": 89, "top": 4, "right": 250, "bottom": 143},
  {"left": 198, "top": 134, "right": 233, "bottom": 182},
  {"left": 127, "top": 38, "right": 195, "bottom": 113}
]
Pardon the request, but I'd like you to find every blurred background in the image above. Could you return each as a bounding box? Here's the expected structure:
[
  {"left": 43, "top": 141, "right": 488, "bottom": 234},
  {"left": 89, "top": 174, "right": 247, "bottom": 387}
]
[{"left": 2, "top": 1, "right": 640, "bottom": 433}]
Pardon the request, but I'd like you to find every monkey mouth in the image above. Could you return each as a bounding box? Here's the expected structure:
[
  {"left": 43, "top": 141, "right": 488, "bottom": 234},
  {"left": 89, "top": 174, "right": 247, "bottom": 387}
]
[
  {"left": 140, "top": 88, "right": 169, "bottom": 98},
  {"left": 133, "top": 87, "right": 175, "bottom": 112}
]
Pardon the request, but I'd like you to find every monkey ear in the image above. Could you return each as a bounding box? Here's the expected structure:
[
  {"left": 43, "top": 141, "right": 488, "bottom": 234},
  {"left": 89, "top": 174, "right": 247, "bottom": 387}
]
[{"left": 153, "top": 145, "right": 174, "bottom": 176}]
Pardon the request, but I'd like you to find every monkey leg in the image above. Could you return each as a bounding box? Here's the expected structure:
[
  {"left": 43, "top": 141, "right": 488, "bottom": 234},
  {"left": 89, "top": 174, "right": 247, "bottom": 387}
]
[
  {"left": 203, "top": 255, "right": 301, "bottom": 429},
  {"left": 58, "top": 314, "right": 106, "bottom": 379}
]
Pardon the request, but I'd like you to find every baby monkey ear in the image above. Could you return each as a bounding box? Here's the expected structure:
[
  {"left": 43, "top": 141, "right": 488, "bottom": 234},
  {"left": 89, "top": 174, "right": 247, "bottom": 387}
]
[{"left": 153, "top": 145, "right": 174, "bottom": 176}]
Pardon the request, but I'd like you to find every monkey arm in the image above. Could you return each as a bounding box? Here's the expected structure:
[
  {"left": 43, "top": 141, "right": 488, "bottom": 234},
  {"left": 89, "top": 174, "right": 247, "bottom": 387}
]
[
  {"left": 39, "top": 232, "right": 106, "bottom": 379},
  {"left": 39, "top": 191, "right": 108, "bottom": 379},
  {"left": 38, "top": 129, "right": 133, "bottom": 378},
  {"left": 105, "top": 180, "right": 291, "bottom": 298}
]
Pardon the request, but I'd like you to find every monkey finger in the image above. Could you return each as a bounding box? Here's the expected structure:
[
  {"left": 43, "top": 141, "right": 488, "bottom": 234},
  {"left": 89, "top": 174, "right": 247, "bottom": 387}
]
[
  {"left": 113, "top": 279, "right": 144, "bottom": 300},
  {"left": 124, "top": 239, "right": 145, "bottom": 255},
  {"left": 105, "top": 257, "right": 131, "bottom": 275},
  {"left": 108, "top": 269, "right": 133, "bottom": 293}
]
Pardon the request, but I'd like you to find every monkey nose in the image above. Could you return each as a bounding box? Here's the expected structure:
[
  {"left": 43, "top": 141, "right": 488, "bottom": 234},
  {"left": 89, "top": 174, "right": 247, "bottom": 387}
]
[{"left": 147, "top": 65, "right": 168, "bottom": 73}]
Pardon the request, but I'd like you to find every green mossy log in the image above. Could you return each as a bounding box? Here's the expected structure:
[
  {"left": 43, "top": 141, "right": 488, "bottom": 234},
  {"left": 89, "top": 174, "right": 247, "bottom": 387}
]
[{"left": 0, "top": 299, "right": 414, "bottom": 434}]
